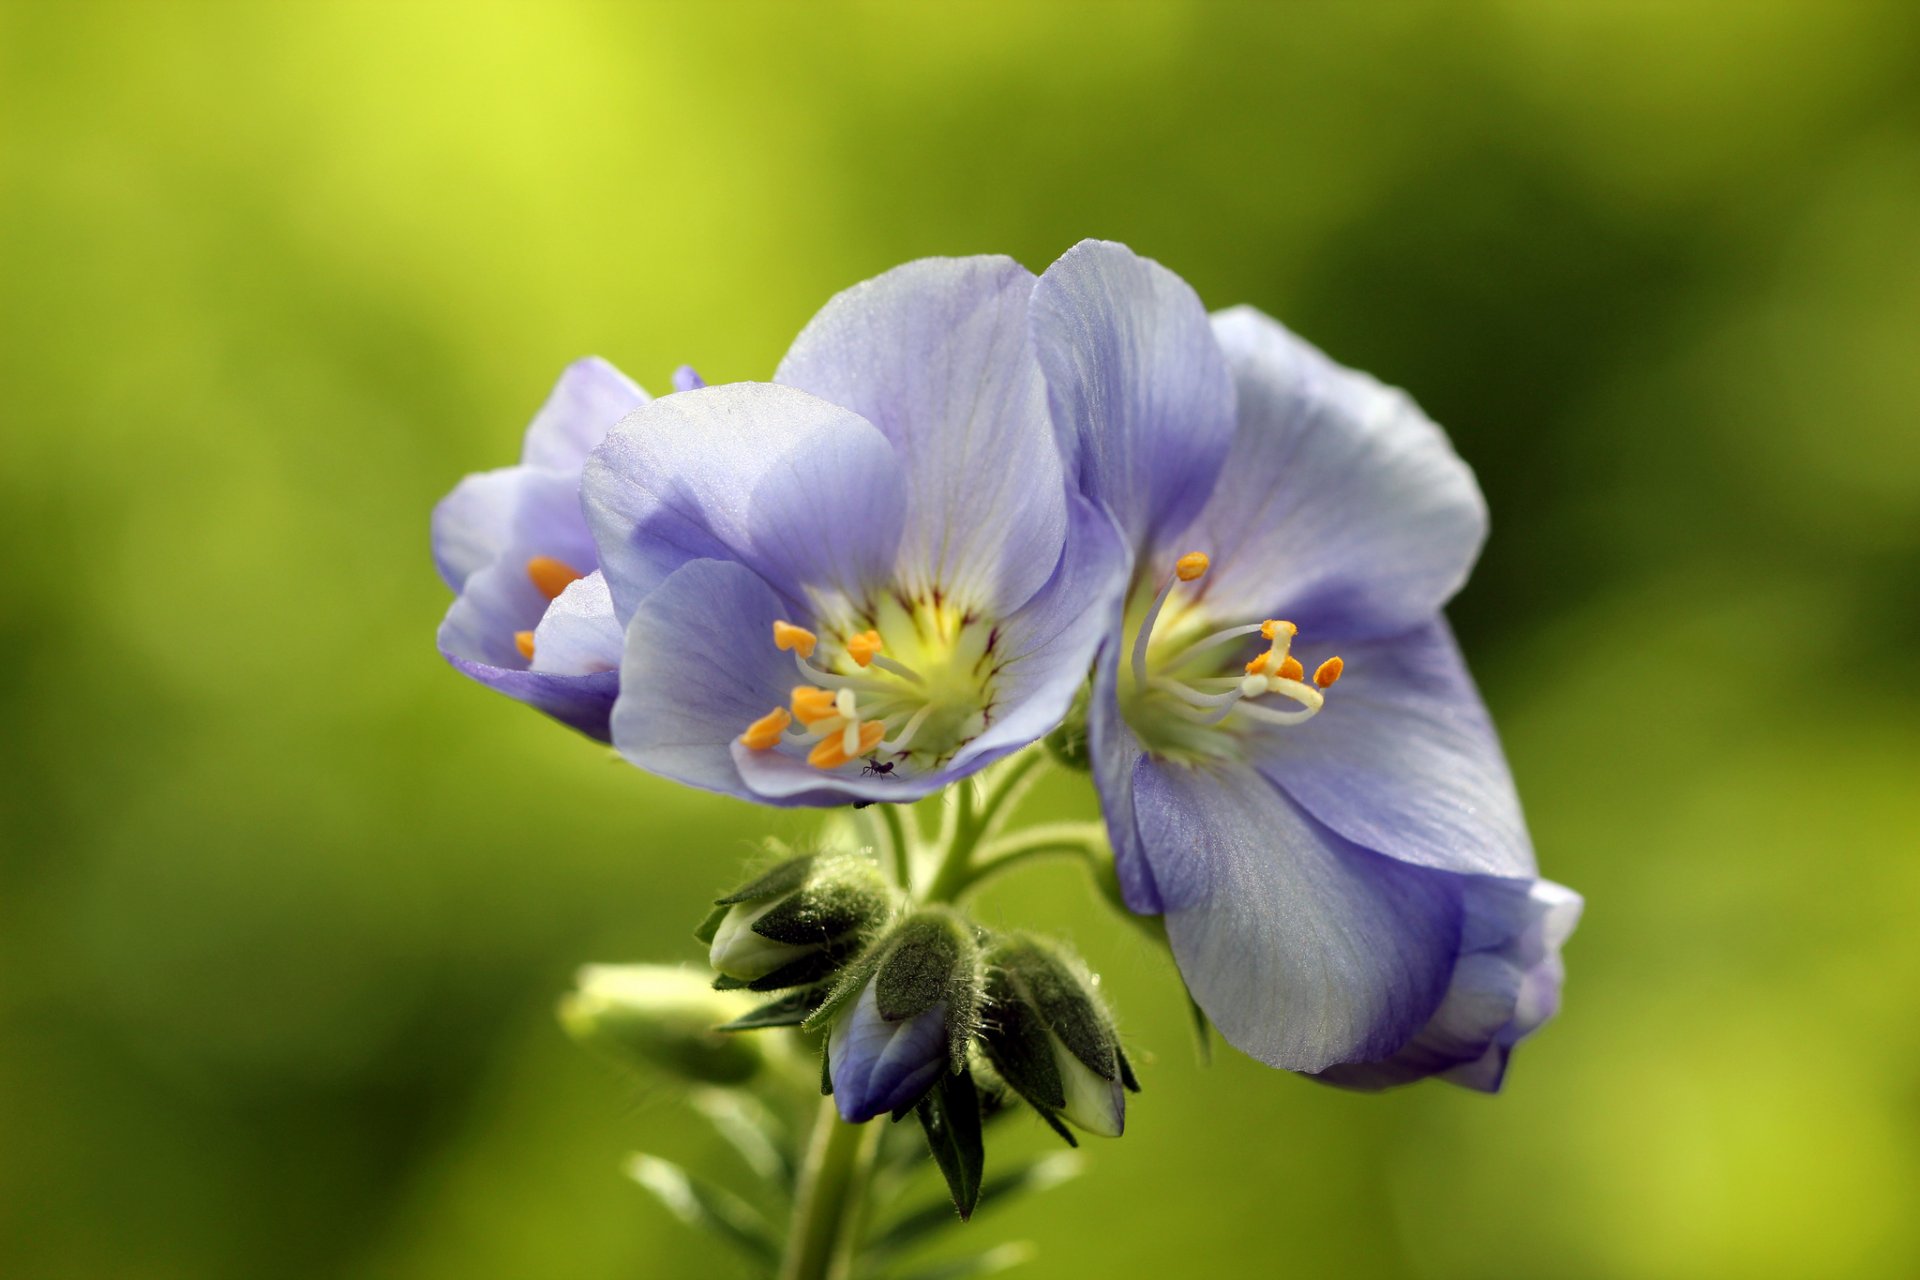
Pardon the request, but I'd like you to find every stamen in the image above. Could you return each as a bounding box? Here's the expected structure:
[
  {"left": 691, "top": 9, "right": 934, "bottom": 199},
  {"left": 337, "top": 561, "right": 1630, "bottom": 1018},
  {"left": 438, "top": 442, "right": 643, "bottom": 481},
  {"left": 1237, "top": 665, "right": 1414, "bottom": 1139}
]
[
  {"left": 1132, "top": 551, "right": 1210, "bottom": 689},
  {"left": 791, "top": 686, "right": 838, "bottom": 726},
  {"left": 880, "top": 702, "right": 935, "bottom": 752},
  {"left": 1260, "top": 619, "right": 1296, "bottom": 641},
  {"left": 514, "top": 630, "right": 536, "bottom": 661},
  {"left": 740, "top": 707, "right": 791, "bottom": 750},
  {"left": 1314, "top": 656, "right": 1344, "bottom": 689},
  {"left": 1278, "top": 655, "right": 1305, "bottom": 682},
  {"left": 846, "top": 630, "right": 883, "bottom": 667},
  {"left": 526, "top": 556, "right": 584, "bottom": 601},
  {"left": 772, "top": 620, "right": 818, "bottom": 660},
  {"left": 806, "top": 721, "right": 885, "bottom": 770}
]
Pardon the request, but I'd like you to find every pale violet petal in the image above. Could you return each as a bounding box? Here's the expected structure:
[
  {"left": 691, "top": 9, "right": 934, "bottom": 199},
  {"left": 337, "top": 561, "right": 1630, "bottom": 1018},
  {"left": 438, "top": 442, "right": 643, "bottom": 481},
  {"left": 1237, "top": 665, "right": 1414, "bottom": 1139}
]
[
  {"left": 1133, "top": 761, "right": 1461, "bottom": 1071},
  {"left": 529, "top": 570, "right": 623, "bottom": 676},
  {"left": 1192, "top": 308, "right": 1487, "bottom": 638},
  {"left": 520, "top": 356, "right": 649, "bottom": 471},
  {"left": 584, "top": 383, "right": 908, "bottom": 623},
  {"left": 1086, "top": 645, "right": 1160, "bottom": 914},
  {"left": 1030, "top": 239, "right": 1235, "bottom": 557},
  {"left": 431, "top": 467, "right": 525, "bottom": 592},
  {"left": 1249, "top": 619, "right": 1536, "bottom": 879},
  {"left": 776, "top": 256, "right": 1066, "bottom": 614}
]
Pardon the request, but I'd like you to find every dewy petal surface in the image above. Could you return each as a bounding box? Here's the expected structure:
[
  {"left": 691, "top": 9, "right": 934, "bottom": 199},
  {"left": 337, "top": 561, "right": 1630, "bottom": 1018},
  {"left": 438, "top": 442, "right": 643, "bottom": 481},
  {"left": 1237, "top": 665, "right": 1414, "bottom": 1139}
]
[
  {"left": 1030, "top": 239, "right": 1236, "bottom": 557},
  {"left": 584, "top": 383, "right": 908, "bottom": 622},
  {"left": 1250, "top": 619, "right": 1536, "bottom": 879},
  {"left": 1192, "top": 308, "right": 1488, "bottom": 638},
  {"left": 1133, "top": 761, "right": 1462, "bottom": 1071},
  {"left": 519, "top": 356, "right": 649, "bottom": 472},
  {"left": 776, "top": 255, "right": 1067, "bottom": 615}
]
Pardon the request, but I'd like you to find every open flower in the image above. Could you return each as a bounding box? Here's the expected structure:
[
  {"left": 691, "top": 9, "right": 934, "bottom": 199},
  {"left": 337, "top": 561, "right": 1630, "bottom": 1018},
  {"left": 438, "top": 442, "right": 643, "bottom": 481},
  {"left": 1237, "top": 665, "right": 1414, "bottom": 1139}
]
[
  {"left": 583, "top": 257, "right": 1126, "bottom": 805},
  {"left": 1029, "top": 239, "right": 1580, "bottom": 1087},
  {"left": 431, "top": 357, "right": 651, "bottom": 738}
]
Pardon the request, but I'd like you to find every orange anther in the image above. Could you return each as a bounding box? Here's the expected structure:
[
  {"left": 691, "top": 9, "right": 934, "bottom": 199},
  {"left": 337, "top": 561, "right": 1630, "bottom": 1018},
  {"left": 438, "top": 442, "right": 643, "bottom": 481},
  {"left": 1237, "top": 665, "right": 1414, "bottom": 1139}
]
[
  {"left": 772, "top": 620, "right": 818, "bottom": 660},
  {"left": 1260, "top": 619, "right": 1296, "bottom": 640},
  {"left": 740, "top": 706, "right": 791, "bottom": 751},
  {"left": 846, "top": 629, "right": 884, "bottom": 667},
  {"left": 790, "top": 685, "right": 839, "bottom": 726},
  {"left": 526, "top": 556, "right": 585, "bottom": 601},
  {"left": 1278, "top": 655, "right": 1305, "bottom": 682},
  {"left": 855, "top": 721, "right": 885, "bottom": 755},
  {"left": 807, "top": 735, "right": 853, "bottom": 770},
  {"left": 1175, "top": 552, "right": 1210, "bottom": 582},
  {"left": 514, "top": 630, "right": 536, "bottom": 661},
  {"left": 1245, "top": 652, "right": 1271, "bottom": 675},
  {"left": 1314, "top": 656, "right": 1344, "bottom": 689}
]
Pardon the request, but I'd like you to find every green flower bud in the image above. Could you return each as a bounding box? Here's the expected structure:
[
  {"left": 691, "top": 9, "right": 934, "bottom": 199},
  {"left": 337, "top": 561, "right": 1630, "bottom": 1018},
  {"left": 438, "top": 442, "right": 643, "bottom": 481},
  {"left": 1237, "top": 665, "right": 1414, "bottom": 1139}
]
[
  {"left": 559, "top": 964, "right": 766, "bottom": 1085},
  {"left": 696, "top": 852, "right": 892, "bottom": 990},
  {"left": 978, "top": 935, "right": 1138, "bottom": 1142}
]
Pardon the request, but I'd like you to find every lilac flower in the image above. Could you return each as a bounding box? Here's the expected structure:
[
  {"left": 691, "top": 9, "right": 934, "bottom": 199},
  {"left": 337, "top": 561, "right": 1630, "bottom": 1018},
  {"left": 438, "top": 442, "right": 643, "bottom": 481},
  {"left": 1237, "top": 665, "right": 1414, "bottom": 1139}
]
[
  {"left": 1029, "top": 239, "right": 1580, "bottom": 1088},
  {"left": 583, "top": 257, "right": 1126, "bottom": 805},
  {"left": 828, "top": 983, "right": 951, "bottom": 1122},
  {"left": 431, "top": 358, "right": 648, "bottom": 739}
]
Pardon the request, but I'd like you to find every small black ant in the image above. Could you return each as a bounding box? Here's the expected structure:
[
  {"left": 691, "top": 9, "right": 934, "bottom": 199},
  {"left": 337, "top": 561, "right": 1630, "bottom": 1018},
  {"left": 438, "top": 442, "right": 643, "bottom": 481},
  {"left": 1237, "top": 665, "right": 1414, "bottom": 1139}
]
[{"left": 860, "top": 757, "right": 897, "bottom": 779}]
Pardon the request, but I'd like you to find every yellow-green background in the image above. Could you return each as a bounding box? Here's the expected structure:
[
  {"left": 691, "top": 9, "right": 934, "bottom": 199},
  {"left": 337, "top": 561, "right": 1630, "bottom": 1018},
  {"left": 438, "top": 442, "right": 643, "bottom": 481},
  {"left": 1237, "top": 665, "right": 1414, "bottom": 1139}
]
[{"left": 4, "top": 2, "right": 1918, "bottom": 1277}]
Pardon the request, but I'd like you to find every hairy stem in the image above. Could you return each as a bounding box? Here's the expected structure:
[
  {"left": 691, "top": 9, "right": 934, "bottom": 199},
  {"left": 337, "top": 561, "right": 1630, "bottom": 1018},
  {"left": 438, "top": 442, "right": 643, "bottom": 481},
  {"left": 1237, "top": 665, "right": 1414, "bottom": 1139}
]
[{"left": 781, "top": 1097, "right": 884, "bottom": 1280}]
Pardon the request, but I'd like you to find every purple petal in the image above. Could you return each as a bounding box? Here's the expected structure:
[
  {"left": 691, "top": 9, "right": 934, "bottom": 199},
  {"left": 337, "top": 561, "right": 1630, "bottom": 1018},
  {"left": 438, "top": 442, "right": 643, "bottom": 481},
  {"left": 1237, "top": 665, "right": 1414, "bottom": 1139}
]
[
  {"left": 828, "top": 984, "right": 948, "bottom": 1122},
  {"left": 1132, "top": 761, "right": 1462, "bottom": 1071},
  {"left": 1086, "top": 644, "right": 1161, "bottom": 914},
  {"left": 1314, "top": 877, "right": 1582, "bottom": 1092},
  {"left": 1250, "top": 619, "right": 1536, "bottom": 879},
  {"left": 1030, "top": 239, "right": 1235, "bottom": 558},
  {"left": 944, "top": 494, "right": 1127, "bottom": 765},
  {"left": 529, "top": 570, "right": 623, "bottom": 676},
  {"left": 1191, "top": 308, "right": 1487, "bottom": 638},
  {"left": 776, "top": 256, "right": 1067, "bottom": 614},
  {"left": 607, "top": 558, "right": 801, "bottom": 802},
  {"left": 520, "top": 356, "right": 649, "bottom": 472},
  {"left": 671, "top": 365, "right": 707, "bottom": 393},
  {"left": 583, "top": 383, "right": 908, "bottom": 623},
  {"left": 431, "top": 467, "right": 525, "bottom": 592},
  {"left": 434, "top": 468, "right": 601, "bottom": 669},
  {"left": 441, "top": 656, "right": 619, "bottom": 742}
]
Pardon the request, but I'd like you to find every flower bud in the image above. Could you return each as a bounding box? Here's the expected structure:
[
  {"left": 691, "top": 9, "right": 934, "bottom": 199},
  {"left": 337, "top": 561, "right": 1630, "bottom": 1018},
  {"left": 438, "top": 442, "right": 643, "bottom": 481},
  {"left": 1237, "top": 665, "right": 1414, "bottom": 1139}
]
[
  {"left": 696, "top": 852, "right": 891, "bottom": 990},
  {"left": 558, "top": 964, "right": 765, "bottom": 1085},
  {"left": 813, "top": 909, "right": 982, "bottom": 1122},
  {"left": 979, "top": 936, "right": 1137, "bottom": 1141}
]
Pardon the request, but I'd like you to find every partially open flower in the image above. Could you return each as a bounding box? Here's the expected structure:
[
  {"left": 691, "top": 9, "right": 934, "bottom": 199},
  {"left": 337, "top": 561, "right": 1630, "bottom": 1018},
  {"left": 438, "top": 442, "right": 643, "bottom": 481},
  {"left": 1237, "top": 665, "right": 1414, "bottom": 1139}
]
[
  {"left": 696, "top": 852, "right": 892, "bottom": 990},
  {"left": 813, "top": 909, "right": 982, "bottom": 1122},
  {"left": 431, "top": 358, "right": 649, "bottom": 738},
  {"left": 583, "top": 257, "right": 1126, "bottom": 806},
  {"left": 978, "top": 936, "right": 1136, "bottom": 1141}
]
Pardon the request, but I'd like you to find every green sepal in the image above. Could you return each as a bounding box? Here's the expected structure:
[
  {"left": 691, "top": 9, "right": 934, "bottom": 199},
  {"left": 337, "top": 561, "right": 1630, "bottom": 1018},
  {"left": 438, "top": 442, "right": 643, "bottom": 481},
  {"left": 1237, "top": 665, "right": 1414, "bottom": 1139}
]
[
  {"left": 715, "top": 987, "right": 825, "bottom": 1031},
  {"left": 741, "top": 938, "right": 865, "bottom": 992},
  {"left": 993, "top": 938, "right": 1118, "bottom": 1082},
  {"left": 715, "top": 852, "right": 816, "bottom": 906},
  {"left": 874, "top": 914, "right": 965, "bottom": 1021},
  {"left": 978, "top": 970, "right": 1066, "bottom": 1111},
  {"left": 820, "top": 1034, "right": 833, "bottom": 1097},
  {"left": 692, "top": 902, "right": 730, "bottom": 946},
  {"left": 914, "top": 1067, "right": 985, "bottom": 1221},
  {"left": 748, "top": 872, "right": 887, "bottom": 946},
  {"left": 1117, "top": 1045, "right": 1141, "bottom": 1093}
]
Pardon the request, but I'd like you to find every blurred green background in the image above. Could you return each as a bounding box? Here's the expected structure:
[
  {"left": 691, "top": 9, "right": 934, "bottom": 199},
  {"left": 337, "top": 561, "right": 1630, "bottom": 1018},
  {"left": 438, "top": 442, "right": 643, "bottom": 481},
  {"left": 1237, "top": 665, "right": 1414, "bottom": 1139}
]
[{"left": 4, "top": 2, "right": 1918, "bottom": 1277}]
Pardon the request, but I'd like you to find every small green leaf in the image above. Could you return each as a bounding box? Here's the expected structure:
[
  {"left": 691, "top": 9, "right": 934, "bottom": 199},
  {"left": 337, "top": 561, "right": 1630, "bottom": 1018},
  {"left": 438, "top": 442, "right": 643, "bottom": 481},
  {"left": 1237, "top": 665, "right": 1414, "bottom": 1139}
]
[
  {"left": 693, "top": 903, "right": 731, "bottom": 945},
  {"left": 715, "top": 854, "right": 816, "bottom": 906},
  {"left": 690, "top": 1089, "right": 793, "bottom": 1189},
  {"left": 626, "top": 1153, "right": 780, "bottom": 1265},
  {"left": 914, "top": 1068, "right": 985, "bottom": 1221}
]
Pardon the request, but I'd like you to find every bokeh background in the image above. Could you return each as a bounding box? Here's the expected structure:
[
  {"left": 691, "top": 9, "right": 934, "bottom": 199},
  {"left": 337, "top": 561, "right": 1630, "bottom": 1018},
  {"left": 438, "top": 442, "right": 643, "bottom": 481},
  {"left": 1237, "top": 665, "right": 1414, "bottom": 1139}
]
[{"left": 5, "top": 2, "right": 1919, "bottom": 1277}]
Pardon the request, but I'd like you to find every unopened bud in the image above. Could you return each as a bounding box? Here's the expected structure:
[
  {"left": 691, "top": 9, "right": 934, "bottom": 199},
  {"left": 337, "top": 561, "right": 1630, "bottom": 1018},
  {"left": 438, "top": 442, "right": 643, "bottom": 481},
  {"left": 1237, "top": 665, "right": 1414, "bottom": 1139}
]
[
  {"left": 559, "top": 964, "right": 765, "bottom": 1085},
  {"left": 979, "top": 936, "right": 1137, "bottom": 1141},
  {"left": 812, "top": 909, "right": 983, "bottom": 1122},
  {"left": 697, "top": 852, "right": 892, "bottom": 990}
]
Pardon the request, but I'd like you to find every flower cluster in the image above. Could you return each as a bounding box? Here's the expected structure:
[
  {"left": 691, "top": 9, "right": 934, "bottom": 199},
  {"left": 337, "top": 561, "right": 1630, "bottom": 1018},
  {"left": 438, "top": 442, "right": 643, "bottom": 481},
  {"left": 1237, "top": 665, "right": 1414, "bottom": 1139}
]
[{"left": 434, "top": 240, "right": 1582, "bottom": 1139}]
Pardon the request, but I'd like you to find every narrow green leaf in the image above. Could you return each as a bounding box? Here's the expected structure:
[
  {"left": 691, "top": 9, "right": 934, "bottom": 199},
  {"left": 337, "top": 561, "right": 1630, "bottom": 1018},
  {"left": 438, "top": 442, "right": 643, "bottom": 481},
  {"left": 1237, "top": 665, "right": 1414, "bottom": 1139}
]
[
  {"left": 626, "top": 1153, "right": 780, "bottom": 1265},
  {"left": 689, "top": 1089, "right": 793, "bottom": 1190},
  {"left": 914, "top": 1068, "right": 985, "bottom": 1221},
  {"left": 715, "top": 987, "right": 823, "bottom": 1031},
  {"left": 871, "top": 1153, "right": 1083, "bottom": 1253}
]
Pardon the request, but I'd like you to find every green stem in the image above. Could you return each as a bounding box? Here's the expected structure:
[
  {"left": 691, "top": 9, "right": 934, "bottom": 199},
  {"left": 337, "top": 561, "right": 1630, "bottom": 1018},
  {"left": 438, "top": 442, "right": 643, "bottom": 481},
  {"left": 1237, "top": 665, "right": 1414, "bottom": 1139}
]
[
  {"left": 876, "top": 803, "right": 912, "bottom": 890},
  {"left": 780, "top": 1097, "right": 883, "bottom": 1280},
  {"left": 967, "top": 822, "right": 1107, "bottom": 891}
]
